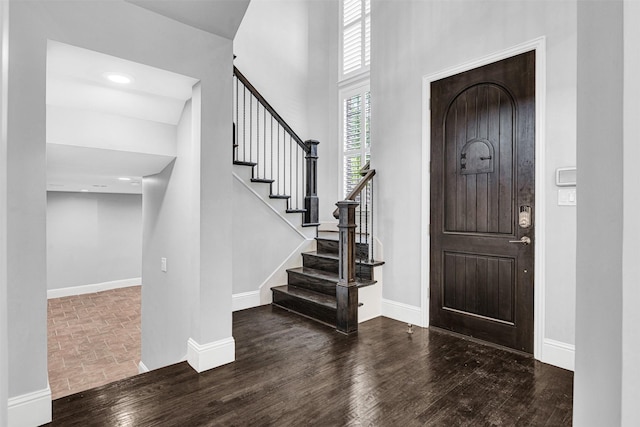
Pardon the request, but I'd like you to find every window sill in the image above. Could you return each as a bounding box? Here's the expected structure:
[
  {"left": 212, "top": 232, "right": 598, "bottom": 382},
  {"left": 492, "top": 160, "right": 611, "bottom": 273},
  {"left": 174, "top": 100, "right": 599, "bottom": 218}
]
[{"left": 338, "top": 70, "right": 370, "bottom": 89}]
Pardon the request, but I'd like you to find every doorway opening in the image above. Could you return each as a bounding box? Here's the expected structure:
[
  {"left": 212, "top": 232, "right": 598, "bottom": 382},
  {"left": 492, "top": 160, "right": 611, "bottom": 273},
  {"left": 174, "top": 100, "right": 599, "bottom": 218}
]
[
  {"left": 421, "top": 38, "right": 546, "bottom": 358},
  {"left": 429, "top": 51, "right": 535, "bottom": 353},
  {"left": 45, "top": 41, "right": 194, "bottom": 399}
]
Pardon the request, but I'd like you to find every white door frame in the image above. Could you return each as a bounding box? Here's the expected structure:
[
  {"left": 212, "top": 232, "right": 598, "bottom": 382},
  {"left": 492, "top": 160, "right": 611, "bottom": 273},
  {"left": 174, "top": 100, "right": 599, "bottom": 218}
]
[{"left": 420, "top": 37, "right": 546, "bottom": 360}]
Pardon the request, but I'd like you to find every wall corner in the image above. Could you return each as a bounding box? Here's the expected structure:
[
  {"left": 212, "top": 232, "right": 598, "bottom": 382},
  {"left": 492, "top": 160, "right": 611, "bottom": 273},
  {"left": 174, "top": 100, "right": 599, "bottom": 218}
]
[{"left": 186, "top": 337, "right": 235, "bottom": 373}]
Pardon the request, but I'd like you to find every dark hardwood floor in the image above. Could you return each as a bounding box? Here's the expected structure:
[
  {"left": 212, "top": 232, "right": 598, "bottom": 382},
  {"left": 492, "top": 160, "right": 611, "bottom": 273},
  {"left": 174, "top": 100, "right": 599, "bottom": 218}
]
[{"left": 47, "top": 306, "right": 573, "bottom": 426}]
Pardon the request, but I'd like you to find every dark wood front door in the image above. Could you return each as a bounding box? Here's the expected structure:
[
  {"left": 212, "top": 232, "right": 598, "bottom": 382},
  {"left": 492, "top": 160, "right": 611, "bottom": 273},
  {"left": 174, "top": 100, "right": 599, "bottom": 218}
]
[{"left": 430, "top": 51, "right": 535, "bottom": 353}]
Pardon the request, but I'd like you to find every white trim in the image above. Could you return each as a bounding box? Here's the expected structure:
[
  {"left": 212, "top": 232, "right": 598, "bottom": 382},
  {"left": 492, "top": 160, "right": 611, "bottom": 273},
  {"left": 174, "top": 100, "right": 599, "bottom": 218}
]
[
  {"left": 318, "top": 220, "right": 338, "bottom": 232},
  {"left": 338, "top": 70, "right": 370, "bottom": 89},
  {"left": 358, "top": 282, "right": 381, "bottom": 323},
  {"left": 258, "top": 238, "right": 315, "bottom": 305},
  {"left": 8, "top": 385, "right": 51, "bottom": 427},
  {"left": 47, "top": 277, "right": 141, "bottom": 299},
  {"left": 233, "top": 172, "right": 310, "bottom": 240},
  {"left": 232, "top": 290, "right": 261, "bottom": 312},
  {"left": 138, "top": 361, "right": 149, "bottom": 374},
  {"left": 381, "top": 299, "right": 423, "bottom": 326},
  {"left": 0, "top": 3, "right": 8, "bottom": 425},
  {"left": 421, "top": 37, "right": 547, "bottom": 359},
  {"left": 258, "top": 239, "right": 311, "bottom": 290},
  {"left": 541, "top": 338, "right": 575, "bottom": 371},
  {"left": 187, "top": 337, "right": 235, "bottom": 373}
]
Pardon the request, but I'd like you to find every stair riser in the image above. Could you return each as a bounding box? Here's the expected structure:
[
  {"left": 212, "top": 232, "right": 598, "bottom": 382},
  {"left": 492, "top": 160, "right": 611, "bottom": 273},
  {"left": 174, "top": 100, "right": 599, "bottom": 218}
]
[
  {"left": 301, "top": 254, "right": 373, "bottom": 280},
  {"left": 287, "top": 271, "right": 336, "bottom": 296},
  {"left": 316, "top": 239, "right": 369, "bottom": 258},
  {"left": 272, "top": 290, "right": 336, "bottom": 326}
]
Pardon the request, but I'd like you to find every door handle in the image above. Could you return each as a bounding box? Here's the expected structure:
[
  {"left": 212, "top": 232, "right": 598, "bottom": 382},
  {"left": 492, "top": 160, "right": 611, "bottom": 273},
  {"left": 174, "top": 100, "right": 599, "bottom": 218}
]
[{"left": 509, "top": 236, "right": 531, "bottom": 245}]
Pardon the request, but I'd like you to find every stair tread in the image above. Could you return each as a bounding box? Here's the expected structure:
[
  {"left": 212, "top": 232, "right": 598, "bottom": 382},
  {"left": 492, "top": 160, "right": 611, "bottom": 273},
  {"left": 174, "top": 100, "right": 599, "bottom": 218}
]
[
  {"left": 317, "top": 230, "right": 371, "bottom": 237},
  {"left": 286, "top": 209, "right": 307, "bottom": 213},
  {"left": 233, "top": 160, "right": 257, "bottom": 167},
  {"left": 251, "top": 178, "right": 275, "bottom": 183},
  {"left": 302, "top": 251, "right": 385, "bottom": 267},
  {"left": 271, "top": 285, "right": 336, "bottom": 309},
  {"left": 315, "top": 237, "right": 369, "bottom": 246},
  {"left": 287, "top": 266, "right": 377, "bottom": 287},
  {"left": 269, "top": 195, "right": 290, "bottom": 199}
]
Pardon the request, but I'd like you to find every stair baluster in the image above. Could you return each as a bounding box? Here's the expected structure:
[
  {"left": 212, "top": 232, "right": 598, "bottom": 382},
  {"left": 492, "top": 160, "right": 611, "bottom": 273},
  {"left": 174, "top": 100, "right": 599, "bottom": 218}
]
[{"left": 233, "top": 66, "right": 318, "bottom": 224}]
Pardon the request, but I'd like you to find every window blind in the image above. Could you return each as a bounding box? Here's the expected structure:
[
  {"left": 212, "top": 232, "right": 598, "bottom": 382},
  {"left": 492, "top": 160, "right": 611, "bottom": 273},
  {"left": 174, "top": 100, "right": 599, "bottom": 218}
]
[
  {"left": 342, "top": 0, "right": 370, "bottom": 76},
  {"left": 342, "top": 89, "right": 371, "bottom": 198}
]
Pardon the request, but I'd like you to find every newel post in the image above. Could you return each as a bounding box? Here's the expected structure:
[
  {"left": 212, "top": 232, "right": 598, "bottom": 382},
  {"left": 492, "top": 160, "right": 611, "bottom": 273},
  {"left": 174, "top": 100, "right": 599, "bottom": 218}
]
[
  {"left": 304, "top": 140, "right": 319, "bottom": 225},
  {"left": 336, "top": 200, "right": 359, "bottom": 335}
]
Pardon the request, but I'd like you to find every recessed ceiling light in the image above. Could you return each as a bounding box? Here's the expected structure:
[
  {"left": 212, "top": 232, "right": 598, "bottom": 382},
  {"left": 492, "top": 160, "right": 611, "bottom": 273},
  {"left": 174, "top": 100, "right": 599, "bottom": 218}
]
[
  {"left": 118, "top": 177, "right": 131, "bottom": 181},
  {"left": 103, "top": 72, "right": 134, "bottom": 85},
  {"left": 80, "top": 189, "right": 89, "bottom": 192}
]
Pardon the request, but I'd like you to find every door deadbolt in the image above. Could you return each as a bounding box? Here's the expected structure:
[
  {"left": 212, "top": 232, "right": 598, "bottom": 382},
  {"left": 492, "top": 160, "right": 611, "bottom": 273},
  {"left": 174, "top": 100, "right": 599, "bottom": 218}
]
[{"left": 519, "top": 206, "right": 532, "bottom": 228}]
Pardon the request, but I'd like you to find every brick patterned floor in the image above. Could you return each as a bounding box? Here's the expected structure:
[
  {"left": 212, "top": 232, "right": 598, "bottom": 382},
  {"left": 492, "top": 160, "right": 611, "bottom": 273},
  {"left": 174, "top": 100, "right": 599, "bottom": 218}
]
[{"left": 47, "top": 286, "right": 141, "bottom": 400}]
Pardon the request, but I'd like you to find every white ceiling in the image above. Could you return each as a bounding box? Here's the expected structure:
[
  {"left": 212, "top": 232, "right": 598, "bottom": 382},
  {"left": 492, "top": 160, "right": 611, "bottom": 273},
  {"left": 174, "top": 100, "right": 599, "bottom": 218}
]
[
  {"left": 46, "top": 41, "right": 199, "bottom": 195},
  {"left": 47, "top": 41, "right": 197, "bottom": 124},
  {"left": 47, "top": 144, "right": 176, "bottom": 194},
  {"left": 126, "top": 0, "right": 251, "bottom": 40}
]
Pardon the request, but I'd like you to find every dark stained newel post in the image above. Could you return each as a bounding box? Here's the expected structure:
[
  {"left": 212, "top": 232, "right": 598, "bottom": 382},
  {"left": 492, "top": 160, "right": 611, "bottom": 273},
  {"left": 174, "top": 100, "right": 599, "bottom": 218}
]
[
  {"left": 336, "top": 200, "right": 359, "bottom": 335},
  {"left": 304, "top": 140, "right": 319, "bottom": 225}
]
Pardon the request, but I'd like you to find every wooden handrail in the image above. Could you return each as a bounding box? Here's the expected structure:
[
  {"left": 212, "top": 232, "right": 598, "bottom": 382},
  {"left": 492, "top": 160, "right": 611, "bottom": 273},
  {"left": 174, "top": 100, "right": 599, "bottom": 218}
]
[
  {"left": 359, "top": 160, "right": 370, "bottom": 175},
  {"left": 233, "top": 66, "right": 308, "bottom": 152},
  {"left": 333, "top": 168, "right": 376, "bottom": 219}
]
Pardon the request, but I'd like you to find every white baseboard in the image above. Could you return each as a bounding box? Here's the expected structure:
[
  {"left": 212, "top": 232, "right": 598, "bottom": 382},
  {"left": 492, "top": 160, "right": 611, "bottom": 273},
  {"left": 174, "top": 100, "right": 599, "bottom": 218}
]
[
  {"left": 8, "top": 385, "right": 51, "bottom": 427},
  {"left": 381, "top": 299, "right": 423, "bottom": 326},
  {"left": 187, "top": 337, "right": 235, "bottom": 373},
  {"left": 138, "top": 361, "right": 149, "bottom": 374},
  {"left": 540, "top": 338, "right": 575, "bottom": 371},
  {"left": 232, "top": 290, "right": 261, "bottom": 312},
  {"left": 47, "top": 277, "right": 141, "bottom": 299}
]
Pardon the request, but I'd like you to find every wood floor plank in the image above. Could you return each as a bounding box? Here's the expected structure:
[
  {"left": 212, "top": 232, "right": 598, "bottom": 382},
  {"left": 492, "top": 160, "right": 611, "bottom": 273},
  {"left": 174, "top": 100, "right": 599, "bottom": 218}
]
[{"left": 46, "top": 306, "right": 573, "bottom": 426}]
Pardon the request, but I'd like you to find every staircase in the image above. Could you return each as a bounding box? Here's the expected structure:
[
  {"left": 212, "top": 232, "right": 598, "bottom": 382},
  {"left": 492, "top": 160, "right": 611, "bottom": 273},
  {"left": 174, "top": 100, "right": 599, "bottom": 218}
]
[
  {"left": 271, "top": 235, "right": 383, "bottom": 328},
  {"left": 233, "top": 65, "right": 383, "bottom": 334}
]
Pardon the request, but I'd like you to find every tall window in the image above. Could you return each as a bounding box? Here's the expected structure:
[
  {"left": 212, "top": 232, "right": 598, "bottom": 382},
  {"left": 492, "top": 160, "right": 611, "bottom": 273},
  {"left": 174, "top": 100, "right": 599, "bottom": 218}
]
[
  {"left": 341, "top": 84, "right": 370, "bottom": 197},
  {"left": 340, "top": 0, "right": 371, "bottom": 198},
  {"left": 341, "top": 0, "right": 370, "bottom": 78}
]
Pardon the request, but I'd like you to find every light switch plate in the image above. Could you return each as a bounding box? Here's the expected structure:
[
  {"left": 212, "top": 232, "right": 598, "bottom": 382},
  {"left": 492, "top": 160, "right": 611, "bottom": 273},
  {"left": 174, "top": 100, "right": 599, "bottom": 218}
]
[
  {"left": 558, "top": 188, "right": 577, "bottom": 206},
  {"left": 161, "top": 257, "right": 167, "bottom": 272}
]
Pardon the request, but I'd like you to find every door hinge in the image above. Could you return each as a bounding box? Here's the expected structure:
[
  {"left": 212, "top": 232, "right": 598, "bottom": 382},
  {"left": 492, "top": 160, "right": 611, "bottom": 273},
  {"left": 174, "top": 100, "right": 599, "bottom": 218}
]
[{"left": 429, "top": 98, "right": 431, "bottom": 110}]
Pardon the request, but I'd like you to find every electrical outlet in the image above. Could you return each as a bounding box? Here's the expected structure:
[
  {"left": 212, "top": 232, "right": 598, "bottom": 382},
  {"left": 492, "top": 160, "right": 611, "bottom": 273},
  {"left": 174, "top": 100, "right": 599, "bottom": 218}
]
[{"left": 161, "top": 257, "right": 167, "bottom": 272}]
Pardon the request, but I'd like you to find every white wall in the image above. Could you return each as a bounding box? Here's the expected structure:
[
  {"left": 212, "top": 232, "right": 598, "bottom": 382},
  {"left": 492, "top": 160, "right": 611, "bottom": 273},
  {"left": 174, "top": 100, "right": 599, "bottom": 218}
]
[
  {"left": 46, "top": 192, "right": 142, "bottom": 290},
  {"left": 47, "top": 106, "right": 177, "bottom": 156},
  {"left": 308, "top": 0, "right": 340, "bottom": 222},
  {"left": 230, "top": 0, "right": 341, "bottom": 301},
  {"left": 6, "top": 1, "right": 233, "bottom": 422},
  {"left": 0, "top": 0, "right": 8, "bottom": 423},
  {"left": 232, "top": 175, "right": 308, "bottom": 296},
  {"left": 142, "top": 100, "right": 195, "bottom": 369},
  {"left": 574, "top": 2, "right": 623, "bottom": 425},
  {"left": 622, "top": 2, "right": 640, "bottom": 422},
  {"left": 234, "top": 0, "right": 341, "bottom": 222},
  {"left": 371, "top": 0, "right": 577, "bottom": 351},
  {"left": 234, "top": 0, "right": 310, "bottom": 138}
]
